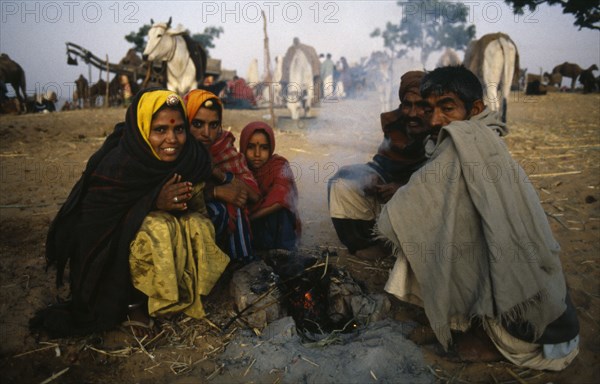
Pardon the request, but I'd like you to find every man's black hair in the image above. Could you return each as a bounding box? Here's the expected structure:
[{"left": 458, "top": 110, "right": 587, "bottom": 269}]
[{"left": 420, "top": 65, "right": 483, "bottom": 112}]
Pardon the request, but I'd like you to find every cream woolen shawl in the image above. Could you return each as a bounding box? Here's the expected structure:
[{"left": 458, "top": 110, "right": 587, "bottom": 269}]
[{"left": 377, "top": 108, "right": 567, "bottom": 349}]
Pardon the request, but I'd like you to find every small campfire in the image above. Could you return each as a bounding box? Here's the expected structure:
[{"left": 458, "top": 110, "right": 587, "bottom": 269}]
[{"left": 228, "top": 249, "right": 390, "bottom": 336}]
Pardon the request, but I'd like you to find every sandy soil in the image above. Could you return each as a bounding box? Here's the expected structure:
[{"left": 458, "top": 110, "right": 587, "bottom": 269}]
[{"left": 0, "top": 91, "right": 598, "bottom": 383}]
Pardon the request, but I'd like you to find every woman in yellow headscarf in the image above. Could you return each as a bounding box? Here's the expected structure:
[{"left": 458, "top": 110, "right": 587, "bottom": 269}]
[{"left": 31, "top": 88, "right": 229, "bottom": 338}]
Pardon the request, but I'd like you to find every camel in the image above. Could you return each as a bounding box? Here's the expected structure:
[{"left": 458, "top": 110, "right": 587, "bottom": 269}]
[
  {"left": 119, "top": 48, "right": 143, "bottom": 68},
  {"left": 88, "top": 79, "right": 108, "bottom": 107},
  {"left": 0, "top": 54, "right": 27, "bottom": 112},
  {"left": 463, "top": 33, "right": 519, "bottom": 124},
  {"left": 551, "top": 62, "right": 598, "bottom": 90},
  {"left": 74, "top": 74, "right": 89, "bottom": 108},
  {"left": 579, "top": 66, "right": 599, "bottom": 93},
  {"left": 143, "top": 17, "right": 207, "bottom": 95}
]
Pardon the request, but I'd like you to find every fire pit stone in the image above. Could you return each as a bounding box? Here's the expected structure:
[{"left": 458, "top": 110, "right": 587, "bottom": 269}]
[{"left": 229, "top": 260, "right": 286, "bottom": 329}]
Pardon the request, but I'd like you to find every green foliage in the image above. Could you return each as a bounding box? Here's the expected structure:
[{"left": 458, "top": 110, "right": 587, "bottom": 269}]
[
  {"left": 125, "top": 25, "right": 151, "bottom": 53},
  {"left": 371, "top": 0, "right": 476, "bottom": 65},
  {"left": 125, "top": 25, "right": 224, "bottom": 56},
  {"left": 191, "top": 26, "right": 225, "bottom": 55},
  {"left": 504, "top": 0, "right": 599, "bottom": 30}
]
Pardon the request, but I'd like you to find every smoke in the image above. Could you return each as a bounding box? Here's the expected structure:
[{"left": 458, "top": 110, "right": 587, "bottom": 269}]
[{"left": 274, "top": 90, "right": 389, "bottom": 248}]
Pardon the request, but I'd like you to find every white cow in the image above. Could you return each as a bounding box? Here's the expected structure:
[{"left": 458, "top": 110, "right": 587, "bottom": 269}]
[
  {"left": 463, "top": 33, "right": 519, "bottom": 123},
  {"left": 281, "top": 38, "right": 320, "bottom": 120},
  {"left": 285, "top": 49, "right": 314, "bottom": 120},
  {"left": 142, "top": 18, "right": 204, "bottom": 95}
]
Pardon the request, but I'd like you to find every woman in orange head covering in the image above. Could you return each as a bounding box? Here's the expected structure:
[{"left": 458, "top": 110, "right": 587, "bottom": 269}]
[{"left": 184, "top": 89, "right": 261, "bottom": 262}]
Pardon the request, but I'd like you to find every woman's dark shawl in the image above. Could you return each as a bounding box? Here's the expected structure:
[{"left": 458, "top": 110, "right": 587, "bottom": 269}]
[{"left": 31, "top": 89, "right": 212, "bottom": 337}]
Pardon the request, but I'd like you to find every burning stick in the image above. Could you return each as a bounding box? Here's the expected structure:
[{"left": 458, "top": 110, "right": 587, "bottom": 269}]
[{"left": 222, "top": 259, "right": 330, "bottom": 332}]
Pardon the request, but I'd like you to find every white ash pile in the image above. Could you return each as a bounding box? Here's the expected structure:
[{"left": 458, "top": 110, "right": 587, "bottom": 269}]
[{"left": 214, "top": 317, "right": 434, "bottom": 384}]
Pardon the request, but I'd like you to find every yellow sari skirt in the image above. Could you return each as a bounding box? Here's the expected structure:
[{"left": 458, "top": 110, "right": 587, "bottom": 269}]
[{"left": 129, "top": 211, "right": 230, "bottom": 318}]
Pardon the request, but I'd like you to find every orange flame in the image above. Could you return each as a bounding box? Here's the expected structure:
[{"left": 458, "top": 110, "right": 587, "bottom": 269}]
[{"left": 303, "top": 291, "right": 314, "bottom": 309}]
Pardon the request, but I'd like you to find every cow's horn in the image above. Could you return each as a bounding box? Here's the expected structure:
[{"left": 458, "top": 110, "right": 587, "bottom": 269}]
[
  {"left": 150, "top": 18, "right": 154, "bottom": 25},
  {"left": 167, "top": 17, "right": 172, "bottom": 28}
]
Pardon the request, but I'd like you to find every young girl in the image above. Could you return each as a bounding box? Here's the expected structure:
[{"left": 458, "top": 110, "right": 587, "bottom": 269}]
[{"left": 239, "top": 122, "right": 301, "bottom": 251}]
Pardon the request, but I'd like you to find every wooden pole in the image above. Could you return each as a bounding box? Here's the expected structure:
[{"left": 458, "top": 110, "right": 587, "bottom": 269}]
[
  {"left": 105, "top": 55, "right": 110, "bottom": 108},
  {"left": 262, "top": 11, "right": 276, "bottom": 129},
  {"left": 87, "top": 63, "right": 92, "bottom": 108}
]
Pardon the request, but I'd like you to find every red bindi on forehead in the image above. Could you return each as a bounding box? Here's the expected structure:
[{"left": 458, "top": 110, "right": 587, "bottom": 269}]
[{"left": 170, "top": 119, "right": 175, "bottom": 124}]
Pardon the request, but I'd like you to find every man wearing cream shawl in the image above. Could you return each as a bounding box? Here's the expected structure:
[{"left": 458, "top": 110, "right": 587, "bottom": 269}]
[{"left": 377, "top": 66, "right": 579, "bottom": 371}]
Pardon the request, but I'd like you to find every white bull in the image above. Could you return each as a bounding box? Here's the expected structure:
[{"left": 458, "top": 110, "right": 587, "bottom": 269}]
[
  {"left": 285, "top": 49, "right": 314, "bottom": 120},
  {"left": 142, "top": 18, "right": 199, "bottom": 95}
]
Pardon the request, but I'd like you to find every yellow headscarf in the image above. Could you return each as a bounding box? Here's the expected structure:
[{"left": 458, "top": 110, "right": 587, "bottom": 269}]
[
  {"left": 137, "top": 90, "right": 186, "bottom": 159},
  {"left": 183, "top": 89, "right": 223, "bottom": 124}
]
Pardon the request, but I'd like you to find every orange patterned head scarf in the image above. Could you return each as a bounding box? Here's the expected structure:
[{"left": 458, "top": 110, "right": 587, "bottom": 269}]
[{"left": 183, "top": 89, "right": 224, "bottom": 124}]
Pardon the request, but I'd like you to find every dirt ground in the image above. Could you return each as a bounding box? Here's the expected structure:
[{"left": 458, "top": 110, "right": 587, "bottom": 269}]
[{"left": 0, "top": 90, "right": 598, "bottom": 383}]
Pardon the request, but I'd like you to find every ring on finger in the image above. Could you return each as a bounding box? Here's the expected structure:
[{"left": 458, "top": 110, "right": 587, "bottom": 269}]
[{"left": 173, "top": 196, "right": 179, "bottom": 203}]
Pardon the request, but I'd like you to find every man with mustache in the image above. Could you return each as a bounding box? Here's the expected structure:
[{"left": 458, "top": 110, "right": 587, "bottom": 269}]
[{"left": 328, "top": 71, "right": 430, "bottom": 259}]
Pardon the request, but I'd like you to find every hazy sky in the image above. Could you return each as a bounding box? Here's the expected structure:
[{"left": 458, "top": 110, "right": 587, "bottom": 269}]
[{"left": 1, "top": 0, "right": 599, "bottom": 101}]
